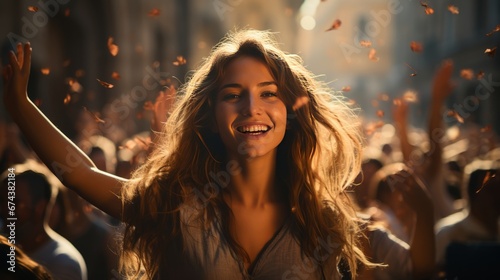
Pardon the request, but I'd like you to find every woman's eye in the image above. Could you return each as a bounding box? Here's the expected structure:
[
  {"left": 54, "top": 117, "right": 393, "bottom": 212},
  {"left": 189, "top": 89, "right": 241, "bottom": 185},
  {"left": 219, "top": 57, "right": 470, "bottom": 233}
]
[
  {"left": 261, "top": 91, "right": 278, "bottom": 98},
  {"left": 222, "top": 94, "right": 240, "bottom": 101}
]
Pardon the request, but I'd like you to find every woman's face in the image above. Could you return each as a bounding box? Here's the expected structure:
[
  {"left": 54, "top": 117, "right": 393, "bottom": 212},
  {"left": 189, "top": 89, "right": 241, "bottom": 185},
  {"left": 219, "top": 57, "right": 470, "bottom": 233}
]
[{"left": 214, "top": 56, "right": 287, "bottom": 160}]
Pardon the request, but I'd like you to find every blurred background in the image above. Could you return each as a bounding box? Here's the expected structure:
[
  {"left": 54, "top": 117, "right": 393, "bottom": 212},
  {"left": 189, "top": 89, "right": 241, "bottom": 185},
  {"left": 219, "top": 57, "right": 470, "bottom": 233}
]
[{"left": 0, "top": 0, "right": 499, "bottom": 145}]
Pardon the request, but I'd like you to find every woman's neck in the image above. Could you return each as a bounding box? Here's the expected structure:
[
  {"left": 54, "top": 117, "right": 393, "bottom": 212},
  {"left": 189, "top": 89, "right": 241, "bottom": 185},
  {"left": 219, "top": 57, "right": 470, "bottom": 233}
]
[{"left": 226, "top": 151, "right": 282, "bottom": 208}]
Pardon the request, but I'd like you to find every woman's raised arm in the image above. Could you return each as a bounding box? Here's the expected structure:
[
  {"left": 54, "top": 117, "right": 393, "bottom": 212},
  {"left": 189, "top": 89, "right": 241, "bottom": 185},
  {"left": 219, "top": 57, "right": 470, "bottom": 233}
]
[{"left": 2, "top": 42, "right": 125, "bottom": 220}]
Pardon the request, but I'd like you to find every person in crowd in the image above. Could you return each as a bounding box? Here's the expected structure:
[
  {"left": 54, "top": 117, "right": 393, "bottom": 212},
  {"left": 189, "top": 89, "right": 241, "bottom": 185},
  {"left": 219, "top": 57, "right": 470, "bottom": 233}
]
[
  {"left": 0, "top": 160, "right": 87, "bottom": 280},
  {"left": 435, "top": 159, "right": 500, "bottom": 276}
]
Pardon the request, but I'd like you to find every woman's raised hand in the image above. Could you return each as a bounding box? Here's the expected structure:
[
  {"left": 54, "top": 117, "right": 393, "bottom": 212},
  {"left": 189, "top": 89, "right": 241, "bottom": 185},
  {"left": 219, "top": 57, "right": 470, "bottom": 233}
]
[{"left": 3, "top": 43, "right": 32, "bottom": 106}]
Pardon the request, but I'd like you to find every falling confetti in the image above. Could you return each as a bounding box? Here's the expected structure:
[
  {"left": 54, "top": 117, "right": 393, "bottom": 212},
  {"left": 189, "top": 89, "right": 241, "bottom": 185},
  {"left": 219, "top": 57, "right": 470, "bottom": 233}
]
[
  {"left": 403, "top": 90, "right": 418, "bottom": 103},
  {"left": 484, "top": 47, "right": 497, "bottom": 57},
  {"left": 460, "top": 69, "right": 474, "bottom": 80},
  {"left": 41, "top": 68, "right": 50, "bottom": 75},
  {"left": 420, "top": 2, "right": 434, "bottom": 15},
  {"left": 341, "top": 86, "right": 351, "bottom": 92},
  {"left": 111, "top": 71, "right": 121, "bottom": 80},
  {"left": 28, "top": 6, "right": 39, "bottom": 12},
  {"left": 326, "top": 19, "right": 342, "bottom": 31},
  {"left": 376, "top": 110, "right": 385, "bottom": 118},
  {"left": 148, "top": 8, "right": 160, "bottom": 17},
  {"left": 63, "top": 93, "right": 71, "bottom": 105},
  {"left": 405, "top": 63, "right": 418, "bottom": 77},
  {"left": 410, "top": 41, "right": 423, "bottom": 53},
  {"left": 447, "top": 5, "right": 459, "bottom": 15},
  {"left": 447, "top": 110, "right": 464, "bottom": 123},
  {"left": 107, "top": 37, "right": 119, "bottom": 56},
  {"left": 486, "top": 25, "right": 500, "bottom": 37},
  {"left": 67, "top": 78, "right": 83, "bottom": 93},
  {"left": 360, "top": 40, "right": 372, "bottom": 47},
  {"left": 172, "top": 56, "right": 187, "bottom": 66},
  {"left": 368, "top": 48, "right": 379, "bottom": 61},
  {"left": 96, "top": 78, "right": 114, "bottom": 89},
  {"left": 83, "top": 107, "right": 105, "bottom": 124},
  {"left": 476, "top": 171, "right": 496, "bottom": 193}
]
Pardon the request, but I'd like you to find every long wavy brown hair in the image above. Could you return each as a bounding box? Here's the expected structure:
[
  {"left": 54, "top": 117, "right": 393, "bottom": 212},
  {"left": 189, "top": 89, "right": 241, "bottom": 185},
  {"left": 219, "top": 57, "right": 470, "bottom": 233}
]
[{"left": 120, "top": 29, "right": 370, "bottom": 279}]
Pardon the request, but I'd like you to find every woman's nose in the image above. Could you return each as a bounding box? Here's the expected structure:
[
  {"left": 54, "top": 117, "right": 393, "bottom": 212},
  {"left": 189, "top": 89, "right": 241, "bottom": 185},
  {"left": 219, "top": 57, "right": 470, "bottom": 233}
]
[{"left": 240, "top": 92, "right": 262, "bottom": 116}]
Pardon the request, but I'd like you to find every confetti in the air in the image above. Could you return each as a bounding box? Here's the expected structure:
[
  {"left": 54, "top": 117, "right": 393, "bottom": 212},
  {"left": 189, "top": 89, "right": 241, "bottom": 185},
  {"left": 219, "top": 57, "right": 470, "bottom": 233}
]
[
  {"left": 368, "top": 48, "right": 379, "bottom": 61},
  {"left": 484, "top": 47, "right": 496, "bottom": 57},
  {"left": 341, "top": 86, "right": 351, "bottom": 92},
  {"left": 360, "top": 40, "right": 372, "bottom": 48},
  {"left": 420, "top": 2, "right": 434, "bottom": 15},
  {"left": 326, "top": 19, "right": 342, "bottom": 31},
  {"left": 486, "top": 25, "right": 500, "bottom": 37},
  {"left": 97, "top": 79, "right": 114, "bottom": 89},
  {"left": 172, "top": 56, "right": 187, "bottom": 66},
  {"left": 410, "top": 41, "right": 423, "bottom": 53},
  {"left": 447, "top": 5, "right": 459, "bottom": 15},
  {"left": 148, "top": 8, "right": 160, "bottom": 17},
  {"left": 107, "top": 37, "right": 119, "bottom": 56},
  {"left": 460, "top": 69, "right": 474, "bottom": 80}
]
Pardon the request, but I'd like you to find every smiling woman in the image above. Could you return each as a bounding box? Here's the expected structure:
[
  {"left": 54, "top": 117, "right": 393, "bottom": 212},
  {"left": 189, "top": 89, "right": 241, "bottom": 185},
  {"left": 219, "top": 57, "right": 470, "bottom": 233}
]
[{"left": 3, "top": 29, "right": 372, "bottom": 279}]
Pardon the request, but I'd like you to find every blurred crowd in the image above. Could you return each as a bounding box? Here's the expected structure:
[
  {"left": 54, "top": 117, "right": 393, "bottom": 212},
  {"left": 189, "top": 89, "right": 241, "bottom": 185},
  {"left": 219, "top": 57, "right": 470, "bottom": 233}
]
[{"left": 1, "top": 60, "right": 499, "bottom": 279}]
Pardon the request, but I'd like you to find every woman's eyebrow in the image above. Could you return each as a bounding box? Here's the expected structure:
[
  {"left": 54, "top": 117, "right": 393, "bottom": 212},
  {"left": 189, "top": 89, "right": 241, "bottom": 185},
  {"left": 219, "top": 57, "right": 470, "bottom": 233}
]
[{"left": 219, "top": 81, "right": 277, "bottom": 90}]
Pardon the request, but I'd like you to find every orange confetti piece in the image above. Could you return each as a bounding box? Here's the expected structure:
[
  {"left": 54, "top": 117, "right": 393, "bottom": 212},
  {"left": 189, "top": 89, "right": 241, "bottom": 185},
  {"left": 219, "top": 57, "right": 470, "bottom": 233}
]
[
  {"left": 403, "top": 90, "right": 418, "bottom": 103},
  {"left": 172, "top": 56, "right": 187, "bottom": 66},
  {"left": 447, "top": 110, "right": 464, "bottom": 123},
  {"left": 28, "top": 6, "right": 39, "bottom": 12},
  {"left": 67, "top": 78, "right": 83, "bottom": 93},
  {"left": 368, "top": 48, "right": 379, "bottom": 61},
  {"left": 83, "top": 107, "right": 105, "bottom": 124},
  {"left": 326, "top": 19, "right": 342, "bottom": 31},
  {"left": 420, "top": 2, "right": 434, "bottom": 15},
  {"left": 34, "top": 99, "right": 42, "bottom": 107},
  {"left": 405, "top": 63, "right": 417, "bottom": 77},
  {"left": 476, "top": 171, "right": 496, "bottom": 193},
  {"left": 107, "top": 37, "right": 119, "bottom": 56},
  {"left": 447, "top": 5, "right": 459, "bottom": 15},
  {"left": 41, "top": 68, "right": 50, "bottom": 75},
  {"left": 341, "top": 86, "right": 351, "bottom": 92},
  {"left": 393, "top": 98, "right": 402, "bottom": 106},
  {"left": 360, "top": 40, "right": 372, "bottom": 47},
  {"left": 96, "top": 78, "right": 114, "bottom": 89},
  {"left": 111, "top": 71, "right": 121, "bottom": 80},
  {"left": 63, "top": 93, "right": 71, "bottom": 105},
  {"left": 485, "top": 47, "right": 497, "bottom": 57},
  {"left": 486, "top": 25, "right": 500, "bottom": 37},
  {"left": 460, "top": 69, "right": 474, "bottom": 80},
  {"left": 148, "top": 8, "right": 160, "bottom": 17},
  {"left": 410, "top": 41, "right": 423, "bottom": 53},
  {"left": 376, "top": 110, "right": 385, "bottom": 118}
]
